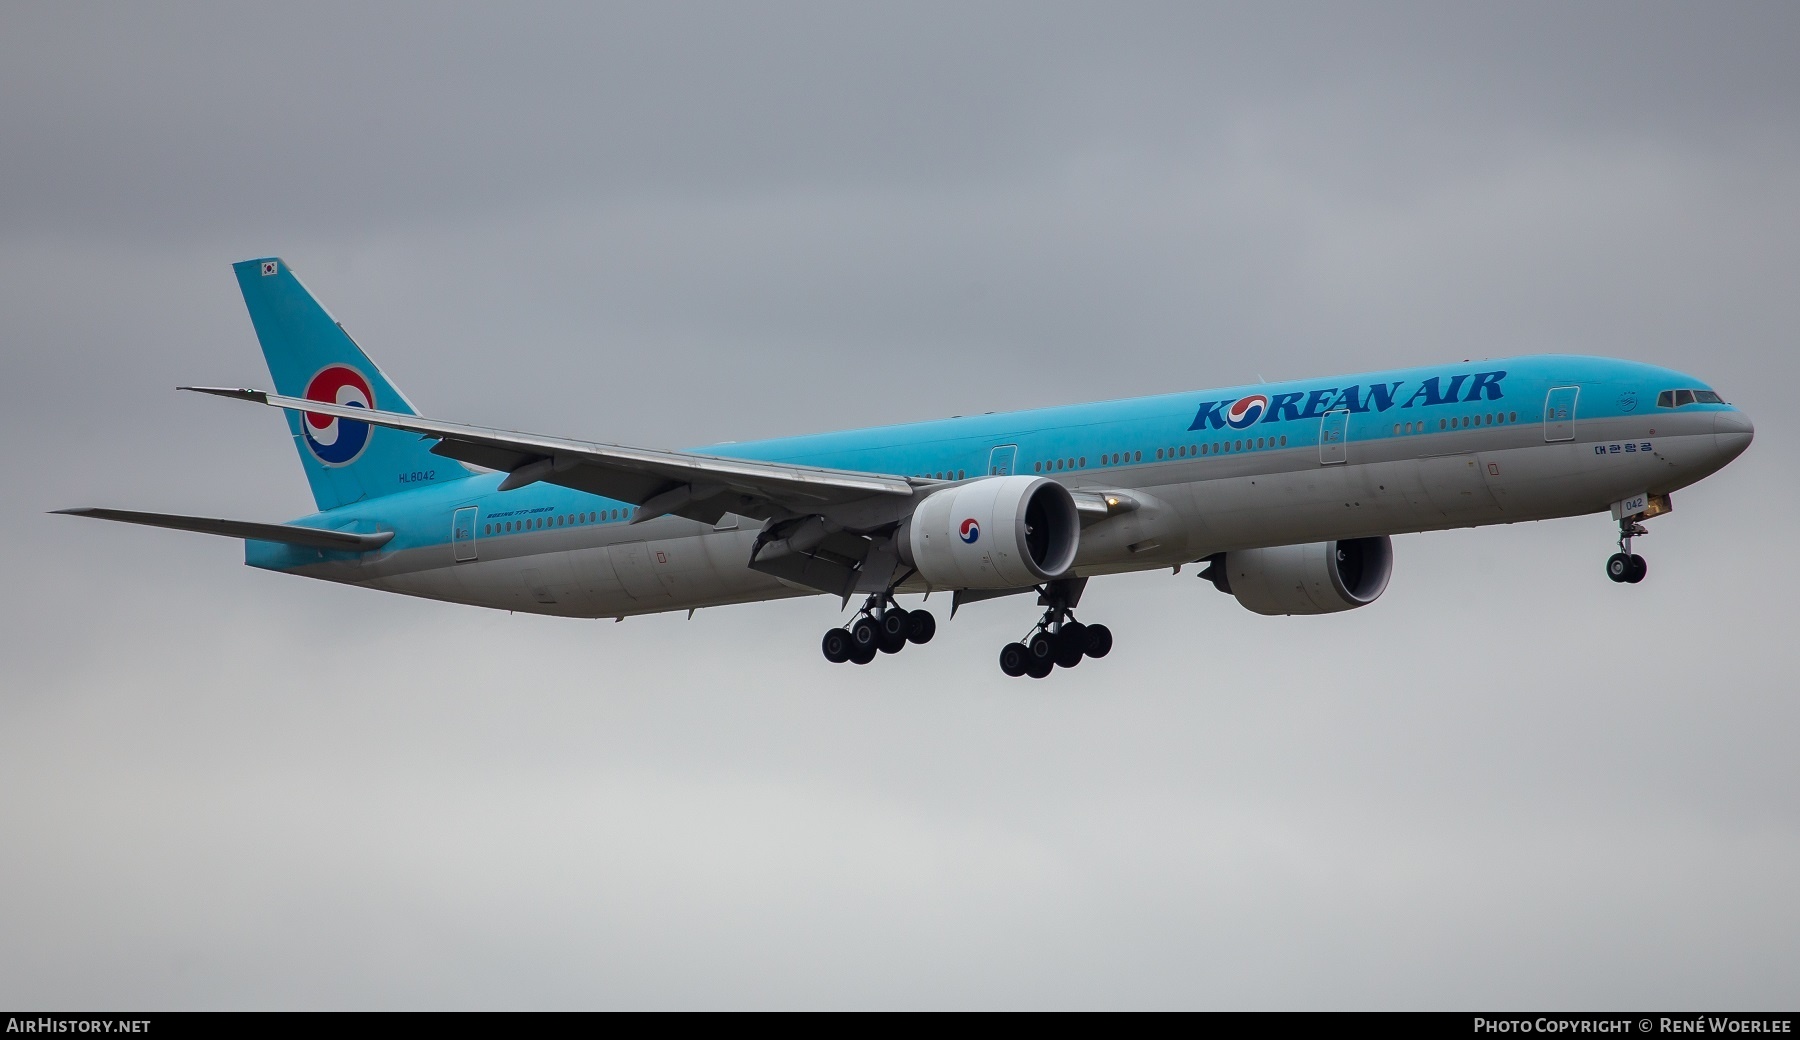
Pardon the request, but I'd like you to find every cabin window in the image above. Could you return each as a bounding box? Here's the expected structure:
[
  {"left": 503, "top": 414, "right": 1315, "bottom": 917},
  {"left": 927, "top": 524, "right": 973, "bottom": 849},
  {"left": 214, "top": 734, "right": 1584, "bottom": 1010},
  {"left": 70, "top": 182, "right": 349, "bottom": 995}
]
[
  {"left": 1156, "top": 449, "right": 1163, "bottom": 460},
  {"left": 1076, "top": 459, "right": 1083, "bottom": 469},
  {"left": 1508, "top": 411, "right": 1517, "bottom": 422},
  {"left": 958, "top": 469, "right": 966, "bottom": 479}
]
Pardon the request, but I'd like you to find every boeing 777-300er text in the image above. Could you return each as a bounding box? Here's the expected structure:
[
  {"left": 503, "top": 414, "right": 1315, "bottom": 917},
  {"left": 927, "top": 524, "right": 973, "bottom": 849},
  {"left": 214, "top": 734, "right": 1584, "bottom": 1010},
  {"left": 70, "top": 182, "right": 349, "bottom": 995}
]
[{"left": 60, "top": 258, "right": 1755, "bottom": 678}]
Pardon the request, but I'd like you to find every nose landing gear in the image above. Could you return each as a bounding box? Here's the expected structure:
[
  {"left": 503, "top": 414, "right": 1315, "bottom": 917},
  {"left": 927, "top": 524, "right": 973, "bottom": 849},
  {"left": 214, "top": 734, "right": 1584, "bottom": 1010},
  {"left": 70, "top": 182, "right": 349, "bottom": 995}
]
[
  {"left": 1606, "top": 517, "right": 1649, "bottom": 584},
  {"left": 820, "top": 592, "right": 936, "bottom": 665}
]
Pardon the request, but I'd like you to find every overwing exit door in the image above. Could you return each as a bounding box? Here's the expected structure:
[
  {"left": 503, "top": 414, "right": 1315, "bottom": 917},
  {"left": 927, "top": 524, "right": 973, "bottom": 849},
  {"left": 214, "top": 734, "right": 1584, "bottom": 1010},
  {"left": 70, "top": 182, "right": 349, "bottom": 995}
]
[{"left": 987, "top": 444, "right": 1018, "bottom": 476}]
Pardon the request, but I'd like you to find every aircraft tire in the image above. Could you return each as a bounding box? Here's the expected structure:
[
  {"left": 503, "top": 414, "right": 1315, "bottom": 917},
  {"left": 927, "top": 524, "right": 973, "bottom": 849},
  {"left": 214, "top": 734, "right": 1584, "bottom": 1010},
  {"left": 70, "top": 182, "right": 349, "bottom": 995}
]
[
  {"left": 1054, "top": 623, "right": 1087, "bottom": 668},
  {"left": 850, "top": 642, "right": 878, "bottom": 665},
  {"left": 1085, "top": 624, "right": 1113, "bottom": 659},
  {"left": 1606, "top": 552, "right": 1632, "bottom": 582},
  {"left": 907, "top": 610, "right": 937, "bottom": 645},
  {"left": 821, "top": 628, "right": 853, "bottom": 663},
  {"left": 851, "top": 616, "right": 881, "bottom": 652},
  {"left": 1627, "top": 554, "right": 1648, "bottom": 583},
  {"left": 1025, "top": 655, "right": 1055, "bottom": 679},
  {"left": 1027, "top": 631, "right": 1057, "bottom": 667},
  {"left": 880, "top": 608, "right": 911, "bottom": 641},
  {"left": 999, "top": 642, "right": 1029, "bottom": 677}
]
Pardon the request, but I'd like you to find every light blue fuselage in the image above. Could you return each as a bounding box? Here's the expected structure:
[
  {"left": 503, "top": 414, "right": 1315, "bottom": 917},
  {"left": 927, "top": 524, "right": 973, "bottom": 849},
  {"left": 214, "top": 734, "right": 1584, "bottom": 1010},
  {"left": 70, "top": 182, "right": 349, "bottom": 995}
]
[{"left": 249, "top": 354, "right": 1752, "bottom": 617}]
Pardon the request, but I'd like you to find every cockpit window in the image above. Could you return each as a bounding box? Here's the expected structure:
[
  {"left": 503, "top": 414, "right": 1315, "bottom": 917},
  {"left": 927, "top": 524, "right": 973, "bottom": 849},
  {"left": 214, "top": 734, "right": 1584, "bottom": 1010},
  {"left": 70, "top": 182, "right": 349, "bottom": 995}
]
[{"left": 1657, "top": 388, "right": 1723, "bottom": 407}]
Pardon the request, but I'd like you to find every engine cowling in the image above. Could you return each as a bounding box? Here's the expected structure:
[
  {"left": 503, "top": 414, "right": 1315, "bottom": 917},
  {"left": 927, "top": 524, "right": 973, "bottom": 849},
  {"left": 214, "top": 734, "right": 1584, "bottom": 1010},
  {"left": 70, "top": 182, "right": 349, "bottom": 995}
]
[
  {"left": 1204, "top": 536, "right": 1393, "bottom": 616},
  {"left": 899, "top": 476, "right": 1080, "bottom": 589}
]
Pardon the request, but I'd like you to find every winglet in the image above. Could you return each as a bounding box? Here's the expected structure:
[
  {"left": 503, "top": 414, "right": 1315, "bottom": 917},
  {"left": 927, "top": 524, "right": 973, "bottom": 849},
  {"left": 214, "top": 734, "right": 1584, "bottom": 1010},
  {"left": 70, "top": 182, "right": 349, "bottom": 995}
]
[{"left": 179, "top": 386, "right": 269, "bottom": 404}]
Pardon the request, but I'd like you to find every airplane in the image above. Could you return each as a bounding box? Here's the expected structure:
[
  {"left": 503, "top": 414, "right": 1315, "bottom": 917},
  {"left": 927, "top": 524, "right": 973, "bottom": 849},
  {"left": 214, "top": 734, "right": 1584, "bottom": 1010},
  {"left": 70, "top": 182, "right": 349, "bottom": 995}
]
[{"left": 58, "top": 257, "right": 1755, "bottom": 679}]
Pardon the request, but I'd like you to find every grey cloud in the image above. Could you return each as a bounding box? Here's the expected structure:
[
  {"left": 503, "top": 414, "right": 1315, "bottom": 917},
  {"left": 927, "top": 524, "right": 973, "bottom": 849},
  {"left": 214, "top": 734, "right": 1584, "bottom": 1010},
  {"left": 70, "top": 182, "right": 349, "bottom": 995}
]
[{"left": 1, "top": 1, "right": 1796, "bottom": 1010}]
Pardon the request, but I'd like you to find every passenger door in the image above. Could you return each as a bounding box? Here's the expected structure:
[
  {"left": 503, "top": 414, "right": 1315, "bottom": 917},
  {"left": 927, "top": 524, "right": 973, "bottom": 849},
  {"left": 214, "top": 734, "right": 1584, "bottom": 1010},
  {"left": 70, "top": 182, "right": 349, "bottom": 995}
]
[
  {"left": 451, "top": 506, "right": 478, "bottom": 562},
  {"left": 987, "top": 444, "right": 1018, "bottom": 476},
  {"left": 1319, "top": 409, "right": 1350, "bottom": 465},
  {"left": 1544, "top": 386, "right": 1579, "bottom": 442}
]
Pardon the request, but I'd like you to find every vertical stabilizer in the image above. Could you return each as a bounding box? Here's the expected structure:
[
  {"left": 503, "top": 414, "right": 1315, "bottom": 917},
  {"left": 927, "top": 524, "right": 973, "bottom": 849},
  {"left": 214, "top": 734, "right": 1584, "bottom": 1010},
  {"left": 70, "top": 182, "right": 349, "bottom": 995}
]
[{"left": 233, "top": 258, "right": 467, "bottom": 511}]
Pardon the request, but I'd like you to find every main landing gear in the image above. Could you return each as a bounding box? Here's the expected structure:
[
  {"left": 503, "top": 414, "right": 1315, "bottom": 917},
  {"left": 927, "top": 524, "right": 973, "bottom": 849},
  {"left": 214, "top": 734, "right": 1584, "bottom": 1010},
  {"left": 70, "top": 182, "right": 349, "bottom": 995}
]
[
  {"left": 820, "top": 594, "right": 936, "bottom": 665},
  {"left": 1606, "top": 517, "right": 1649, "bottom": 584},
  {"left": 998, "top": 582, "right": 1112, "bottom": 680}
]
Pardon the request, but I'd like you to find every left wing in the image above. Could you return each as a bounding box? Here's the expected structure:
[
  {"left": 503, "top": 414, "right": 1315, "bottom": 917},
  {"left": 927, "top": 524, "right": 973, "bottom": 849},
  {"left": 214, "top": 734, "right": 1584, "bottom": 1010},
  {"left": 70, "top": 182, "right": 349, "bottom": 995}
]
[{"left": 181, "top": 387, "right": 923, "bottom": 528}]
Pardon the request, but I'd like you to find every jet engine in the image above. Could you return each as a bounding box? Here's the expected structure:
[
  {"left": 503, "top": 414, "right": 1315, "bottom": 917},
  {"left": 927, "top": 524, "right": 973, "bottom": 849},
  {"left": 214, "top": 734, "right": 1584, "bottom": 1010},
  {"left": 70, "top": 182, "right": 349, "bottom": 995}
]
[
  {"left": 899, "top": 476, "right": 1079, "bottom": 589},
  {"left": 1200, "top": 536, "right": 1393, "bottom": 616}
]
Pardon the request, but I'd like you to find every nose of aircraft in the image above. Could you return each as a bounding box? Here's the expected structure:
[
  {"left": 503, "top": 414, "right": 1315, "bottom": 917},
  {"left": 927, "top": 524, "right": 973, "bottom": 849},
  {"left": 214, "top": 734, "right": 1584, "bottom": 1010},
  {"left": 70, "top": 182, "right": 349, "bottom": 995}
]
[{"left": 1714, "top": 409, "right": 1754, "bottom": 462}]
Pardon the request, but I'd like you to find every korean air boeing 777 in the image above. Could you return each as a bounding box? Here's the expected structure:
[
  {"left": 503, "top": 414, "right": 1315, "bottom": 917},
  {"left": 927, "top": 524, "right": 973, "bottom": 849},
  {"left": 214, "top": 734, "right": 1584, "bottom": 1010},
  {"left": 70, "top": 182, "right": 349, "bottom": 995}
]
[{"left": 60, "top": 258, "right": 1755, "bottom": 678}]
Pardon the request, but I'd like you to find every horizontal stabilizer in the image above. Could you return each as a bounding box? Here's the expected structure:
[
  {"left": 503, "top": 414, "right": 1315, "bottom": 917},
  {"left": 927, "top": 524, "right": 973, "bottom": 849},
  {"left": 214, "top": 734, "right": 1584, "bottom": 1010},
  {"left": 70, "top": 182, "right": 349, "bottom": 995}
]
[{"left": 53, "top": 508, "right": 393, "bottom": 552}]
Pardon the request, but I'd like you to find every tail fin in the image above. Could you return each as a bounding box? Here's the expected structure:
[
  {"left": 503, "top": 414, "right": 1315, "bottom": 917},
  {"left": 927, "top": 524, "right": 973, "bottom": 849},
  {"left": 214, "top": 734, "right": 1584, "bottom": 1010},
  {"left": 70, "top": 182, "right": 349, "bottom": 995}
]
[{"left": 233, "top": 257, "right": 467, "bottom": 511}]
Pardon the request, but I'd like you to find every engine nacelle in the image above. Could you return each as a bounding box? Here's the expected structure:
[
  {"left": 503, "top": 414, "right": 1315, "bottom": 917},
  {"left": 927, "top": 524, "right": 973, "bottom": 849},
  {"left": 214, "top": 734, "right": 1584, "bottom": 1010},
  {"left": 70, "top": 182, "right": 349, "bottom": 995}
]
[
  {"left": 899, "top": 476, "right": 1080, "bottom": 589},
  {"left": 1204, "top": 536, "right": 1393, "bottom": 616}
]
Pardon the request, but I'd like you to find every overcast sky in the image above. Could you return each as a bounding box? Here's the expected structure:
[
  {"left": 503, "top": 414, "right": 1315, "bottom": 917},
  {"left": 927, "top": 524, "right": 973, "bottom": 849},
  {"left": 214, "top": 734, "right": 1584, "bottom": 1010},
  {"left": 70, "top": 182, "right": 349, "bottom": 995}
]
[{"left": 3, "top": 2, "right": 1796, "bottom": 1010}]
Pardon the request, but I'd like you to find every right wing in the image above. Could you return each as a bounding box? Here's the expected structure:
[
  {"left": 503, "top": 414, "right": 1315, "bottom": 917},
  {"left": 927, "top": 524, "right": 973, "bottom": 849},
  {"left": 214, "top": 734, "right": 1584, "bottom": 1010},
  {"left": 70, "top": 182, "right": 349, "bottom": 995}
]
[{"left": 181, "top": 387, "right": 924, "bottom": 527}]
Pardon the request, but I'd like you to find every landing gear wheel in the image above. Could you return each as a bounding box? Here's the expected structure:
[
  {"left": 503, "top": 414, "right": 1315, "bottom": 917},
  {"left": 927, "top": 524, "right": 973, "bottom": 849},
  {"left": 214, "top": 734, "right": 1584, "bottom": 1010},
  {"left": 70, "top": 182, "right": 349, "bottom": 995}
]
[
  {"left": 849, "top": 641, "right": 878, "bottom": 665},
  {"left": 1084, "top": 624, "right": 1113, "bottom": 659},
  {"left": 999, "top": 642, "right": 1029, "bottom": 677},
  {"left": 1027, "top": 631, "right": 1057, "bottom": 669},
  {"left": 880, "top": 608, "right": 911, "bottom": 641},
  {"left": 1025, "top": 654, "right": 1055, "bottom": 679},
  {"left": 1626, "top": 554, "right": 1648, "bottom": 584},
  {"left": 821, "top": 628, "right": 852, "bottom": 663},
  {"left": 851, "top": 616, "right": 881, "bottom": 653},
  {"left": 877, "top": 608, "right": 910, "bottom": 654},
  {"left": 1606, "top": 553, "right": 1632, "bottom": 583},
  {"left": 907, "top": 610, "right": 937, "bottom": 645},
  {"left": 1054, "top": 623, "right": 1087, "bottom": 668}
]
